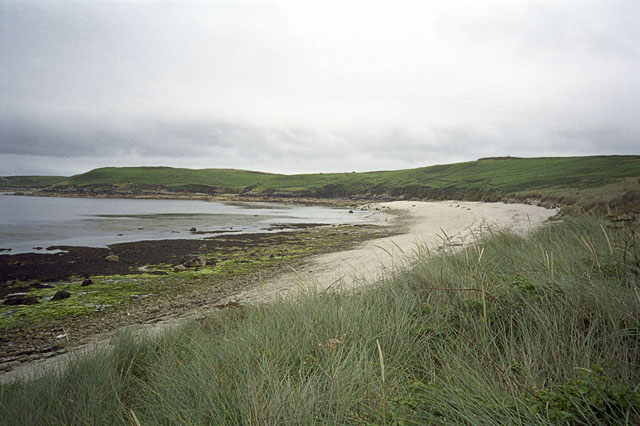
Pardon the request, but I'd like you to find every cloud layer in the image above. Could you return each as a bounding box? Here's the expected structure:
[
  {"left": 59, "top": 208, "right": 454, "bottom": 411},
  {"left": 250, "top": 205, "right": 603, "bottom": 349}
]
[{"left": 1, "top": 0, "right": 639, "bottom": 175}]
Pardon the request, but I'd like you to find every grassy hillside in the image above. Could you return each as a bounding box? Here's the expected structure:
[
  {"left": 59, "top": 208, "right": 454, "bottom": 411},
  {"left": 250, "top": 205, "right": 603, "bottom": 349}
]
[
  {"left": 0, "top": 175, "right": 66, "bottom": 189},
  {"left": 266, "top": 155, "right": 640, "bottom": 197},
  {"left": 54, "top": 166, "right": 280, "bottom": 193},
  {"left": 49, "top": 156, "right": 640, "bottom": 211},
  {"left": 2, "top": 215, "right": 638, "bottom": 424}
]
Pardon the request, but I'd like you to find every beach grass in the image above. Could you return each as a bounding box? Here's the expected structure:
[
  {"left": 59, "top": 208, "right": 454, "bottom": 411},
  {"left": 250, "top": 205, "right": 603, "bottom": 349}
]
[{"left": 2, "top": 213, "right": 638, "bottom": 425}]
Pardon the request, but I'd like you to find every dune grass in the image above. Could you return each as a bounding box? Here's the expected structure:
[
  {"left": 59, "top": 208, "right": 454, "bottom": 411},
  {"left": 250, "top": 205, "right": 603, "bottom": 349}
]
[{"left": 2, "top": 213, "right": 638, "bottom": 425}]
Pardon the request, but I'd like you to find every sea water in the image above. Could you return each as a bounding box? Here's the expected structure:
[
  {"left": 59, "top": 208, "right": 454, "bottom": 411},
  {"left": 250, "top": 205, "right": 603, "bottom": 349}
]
[{"left": 0, "top": 194, "right": 370, "bottom": 254}]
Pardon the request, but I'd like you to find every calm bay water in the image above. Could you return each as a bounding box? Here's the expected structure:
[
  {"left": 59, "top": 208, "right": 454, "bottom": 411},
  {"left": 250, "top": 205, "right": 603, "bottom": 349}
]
[{"left": 0, "top": 195, "right": 370, "bottom": 254}]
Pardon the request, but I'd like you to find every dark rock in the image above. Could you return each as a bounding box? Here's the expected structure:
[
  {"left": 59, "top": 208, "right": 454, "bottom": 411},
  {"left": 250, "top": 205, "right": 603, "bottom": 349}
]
[
  {"left": 348, "top": 210, "right": 354, "bottom": 213},
  {"left": 30, "top": 282, "right": 53, "bottom": 289},
  {"left": 3, "top": 295, "right": 39, "bottom": 305},
  {"left": 189, "top": 227, "right": 197, "bottom": 232},
  {"left": 183, "top": 256, "right": 206, "bottom": 268},
  {"left": 51, "top": 290, "right": 71, "bottom": 301},
  {"left": 81, "top": 279, "right": 93, "bottom": 286}
]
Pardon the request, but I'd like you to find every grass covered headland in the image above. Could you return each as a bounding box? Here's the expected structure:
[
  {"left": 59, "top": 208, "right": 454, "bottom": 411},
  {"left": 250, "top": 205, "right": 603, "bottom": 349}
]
[
  {"left": 25, "top": 155, "right": 640, "bottom": 213},
  {"left": 2, "top": 213, "right": 638, "bottom": 424}
]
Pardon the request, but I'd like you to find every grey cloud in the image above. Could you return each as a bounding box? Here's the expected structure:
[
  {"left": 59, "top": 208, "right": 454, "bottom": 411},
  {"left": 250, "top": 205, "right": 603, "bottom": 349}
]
[
  {"left": 2, "top": 107, "right": 638, "bottom": 175},
  {"left": 1, "top": 1, "right": 639, "bottom": 176},
  {"left": 458, "top": 1, "right": 640, "bottom": 59}
]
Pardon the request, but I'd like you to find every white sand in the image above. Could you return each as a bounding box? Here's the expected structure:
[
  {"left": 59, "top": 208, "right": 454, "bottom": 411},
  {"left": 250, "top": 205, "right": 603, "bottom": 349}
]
[{"left": 228, "top": 200, "right": 556, "bottom": 303}]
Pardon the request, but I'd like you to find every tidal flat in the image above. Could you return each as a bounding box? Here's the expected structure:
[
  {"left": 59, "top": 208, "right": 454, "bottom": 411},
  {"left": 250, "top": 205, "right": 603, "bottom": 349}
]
[{"left": 0, "top": 223, "right": 391, "bottom": 371}]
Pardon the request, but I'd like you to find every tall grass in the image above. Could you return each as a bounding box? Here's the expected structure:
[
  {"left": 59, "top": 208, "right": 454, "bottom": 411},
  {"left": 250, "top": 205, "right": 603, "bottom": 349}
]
[{"left": 2, "top": 216, "right": 639, "bottom": 425}]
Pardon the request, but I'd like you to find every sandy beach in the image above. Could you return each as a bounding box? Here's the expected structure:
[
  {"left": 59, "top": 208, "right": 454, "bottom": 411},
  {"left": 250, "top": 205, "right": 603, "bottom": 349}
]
[
  {"left": 0, "top": 200, "right": 555, "bottom": 384},
  {"left": 227, "top": 200, "right": 556, "bottom": 303}
]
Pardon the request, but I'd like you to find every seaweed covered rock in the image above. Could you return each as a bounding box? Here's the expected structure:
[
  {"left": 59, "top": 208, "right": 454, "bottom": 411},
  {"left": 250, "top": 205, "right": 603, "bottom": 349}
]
[
  {"left": 51, "top": 290, "right": 71, "bottom": 301},
  {"left": 3, "top": 293, "right": 39, "bottom": 305}
]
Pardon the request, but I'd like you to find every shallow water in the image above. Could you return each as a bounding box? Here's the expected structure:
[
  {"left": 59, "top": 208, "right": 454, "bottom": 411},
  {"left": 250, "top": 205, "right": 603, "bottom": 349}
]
[{"left": 0, "top": 195, "right": 370, "bottom": 254}]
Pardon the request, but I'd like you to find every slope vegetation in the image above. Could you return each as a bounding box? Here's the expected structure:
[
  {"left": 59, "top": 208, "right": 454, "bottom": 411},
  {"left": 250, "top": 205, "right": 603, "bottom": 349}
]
[
  {"left": 0, "top": 175, "right": 66, "bottom": 189},
  {"left": 49, "top": 156, "right": 640, "bottom": 211}
]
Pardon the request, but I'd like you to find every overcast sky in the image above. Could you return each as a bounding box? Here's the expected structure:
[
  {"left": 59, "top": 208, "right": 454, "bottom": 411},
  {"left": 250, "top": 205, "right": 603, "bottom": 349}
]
[{"left": 1, "top": 0, "right": 639, "bottom": 176}]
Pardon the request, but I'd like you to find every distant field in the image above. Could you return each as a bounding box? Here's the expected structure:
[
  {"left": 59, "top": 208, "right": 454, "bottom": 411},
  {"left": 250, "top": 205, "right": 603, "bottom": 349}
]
[
  {"left": 4, "top": 156, "right": 640, "bottom": 211},
  {"left": 0, "top": 175, "right": 67, "bottom": 189}
]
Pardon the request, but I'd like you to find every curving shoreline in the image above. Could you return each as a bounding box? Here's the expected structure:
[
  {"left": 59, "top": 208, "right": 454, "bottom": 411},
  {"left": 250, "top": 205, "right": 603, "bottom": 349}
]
[
  {"left": 0, "top": 200, "right": 555, "bottom": 384},
  {"left": 225, "top": 200, "right": 557, "bottom": 304}
]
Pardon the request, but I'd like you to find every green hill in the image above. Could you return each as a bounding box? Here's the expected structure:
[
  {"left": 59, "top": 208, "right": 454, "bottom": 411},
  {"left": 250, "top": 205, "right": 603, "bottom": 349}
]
[
  {"left": 54, "top": 166, "right": 280, "bottom": 193},
  {"left": 47, "top": 156, "right": 640, "bottom": 211},
  {"left": 0, "top": 175, "right": 67, "bottom": 189}
]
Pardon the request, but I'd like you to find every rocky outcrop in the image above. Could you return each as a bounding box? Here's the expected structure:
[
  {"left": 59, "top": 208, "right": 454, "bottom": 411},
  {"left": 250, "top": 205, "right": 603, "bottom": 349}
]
[
  {"left": 3, "top": 294, "right": 39, "bottom": 305},
  {"left": 183, "top": 256, "right": 206, "bottom": 268},
  {"left": 51, "top": 290, "right": 71, "bottom": 301}
]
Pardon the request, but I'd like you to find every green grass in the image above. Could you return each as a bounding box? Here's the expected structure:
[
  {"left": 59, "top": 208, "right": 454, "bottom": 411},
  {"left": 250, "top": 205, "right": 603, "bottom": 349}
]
[
  {"left": 0, "top": 175, "right": 67, "bottom": 189},
  {"left": 2, "top": 214, "right": 638, "bottom": 425},
  {"left": 55, "top": 166, "right": 278, "bottom": 192},
  {"left": 41, "top": 156, "right": 640, "bottom": 211}
]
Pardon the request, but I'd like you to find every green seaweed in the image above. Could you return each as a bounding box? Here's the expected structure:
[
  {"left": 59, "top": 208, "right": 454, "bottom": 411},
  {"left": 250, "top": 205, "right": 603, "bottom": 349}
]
[{"left": 0, "top": 225, "right": 385, "bottom": 329}]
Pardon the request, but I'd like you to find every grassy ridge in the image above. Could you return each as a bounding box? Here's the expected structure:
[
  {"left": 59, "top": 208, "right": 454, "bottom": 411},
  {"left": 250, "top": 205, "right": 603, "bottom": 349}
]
[
  {"left": 266, "top": 155, "right": 640, "bottom": 194},
  {"left": 2, "top": 215, "right": 638, "bottom": 424},
  {"left": 0, "top": 175, "right": 66, "bottom": 189},
  {"left": 45, "top": 156, "right": 640, "bottom": 210},
  {"left": 56, "top": 166, "right": 279, "bottom": 192}
]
